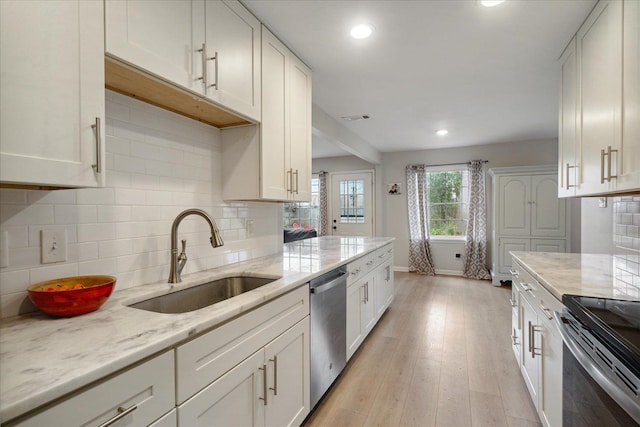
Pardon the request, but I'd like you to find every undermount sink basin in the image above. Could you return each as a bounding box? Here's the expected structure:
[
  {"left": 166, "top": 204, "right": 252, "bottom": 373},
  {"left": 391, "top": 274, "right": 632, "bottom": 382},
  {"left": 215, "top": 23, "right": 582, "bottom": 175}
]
[{"left": 128, "top": 276, "right": 278, "bottom": 314}]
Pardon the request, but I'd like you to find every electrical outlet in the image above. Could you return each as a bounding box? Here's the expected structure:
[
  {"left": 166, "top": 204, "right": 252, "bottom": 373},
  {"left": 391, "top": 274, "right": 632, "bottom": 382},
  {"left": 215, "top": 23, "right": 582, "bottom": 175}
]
[
  {"left": 0, "top": 231, "right": 8, "bottom": 268},
  {"left": 41, "top": 229, "right": 67, "bottom": 264},
  {"left": 455, "top": 253, "right": 461, "bottom": 258}
]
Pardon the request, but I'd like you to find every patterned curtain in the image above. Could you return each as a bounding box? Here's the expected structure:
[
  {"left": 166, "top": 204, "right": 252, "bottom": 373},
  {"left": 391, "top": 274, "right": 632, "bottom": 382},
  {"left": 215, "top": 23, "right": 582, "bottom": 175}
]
[
  {"left": 463, "top": 160, "right": 491, "bottom": 280},
  {"left": 318, "top": 171, "right": 329, "bottom": 236},
  {"left": 406, "top": 165, "right": 436, "bottom": 275}
]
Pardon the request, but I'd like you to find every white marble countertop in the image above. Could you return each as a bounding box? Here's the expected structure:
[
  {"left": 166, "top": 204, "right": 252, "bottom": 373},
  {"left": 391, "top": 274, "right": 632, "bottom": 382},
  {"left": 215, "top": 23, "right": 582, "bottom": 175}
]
[
  {"left": 0, "top": 236, "right": 394, "bottom": 423},
  {"left": 511, "top": 251, "right": 640, "bottom": 302}
]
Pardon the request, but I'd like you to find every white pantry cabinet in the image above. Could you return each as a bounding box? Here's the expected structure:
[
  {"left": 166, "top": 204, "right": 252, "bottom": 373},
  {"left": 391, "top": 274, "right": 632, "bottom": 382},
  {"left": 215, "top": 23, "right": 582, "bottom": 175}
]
[
  {"left": 510, "top": 259, "right": 563, "bottom": 427},
  {"left": 7, "top": 351, "right": 175, "bottom": 427},
  {"left": 490, "top": 167, "right": 569, "bottom": 286},
  {"left": 221, "top": 26, "right": 312, "bottom": 202},
  {"left": 0, "top": 0, "right": 105, "bottom": 188},
  {"left": 105, "top": 0, "right": 261, "bottom": 122},
  {"left": 558, "top": 0, "right": 640, "bottom": 196}
]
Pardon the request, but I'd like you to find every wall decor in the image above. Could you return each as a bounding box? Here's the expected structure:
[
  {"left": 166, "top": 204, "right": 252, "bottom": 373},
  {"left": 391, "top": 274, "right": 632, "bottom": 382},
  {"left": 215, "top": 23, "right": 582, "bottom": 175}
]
[{"left": 388, "top": 183, "right": 401, "bottom": 195}]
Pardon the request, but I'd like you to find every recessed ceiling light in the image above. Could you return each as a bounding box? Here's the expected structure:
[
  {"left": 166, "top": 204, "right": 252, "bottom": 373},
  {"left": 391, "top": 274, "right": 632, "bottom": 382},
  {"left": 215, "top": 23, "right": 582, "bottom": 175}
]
[
  {"left": 350, "top": 24, "right": 374, "bottom": 39},
  {"left": 480, "top": 0, "right": 505, "bottom": 7},
  {"left": 436, "top": 129, "right": 449, "bottom": 136}
]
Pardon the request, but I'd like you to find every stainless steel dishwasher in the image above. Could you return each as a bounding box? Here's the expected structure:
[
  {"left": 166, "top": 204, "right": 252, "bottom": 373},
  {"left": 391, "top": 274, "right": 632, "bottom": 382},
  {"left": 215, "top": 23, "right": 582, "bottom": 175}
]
[{"left": 309, "top": 265, "right": 347, "bottom": 408}]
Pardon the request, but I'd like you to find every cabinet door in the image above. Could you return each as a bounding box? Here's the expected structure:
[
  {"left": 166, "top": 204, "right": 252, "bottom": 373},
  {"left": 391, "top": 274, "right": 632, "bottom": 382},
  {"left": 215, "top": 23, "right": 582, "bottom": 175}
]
[
  {"left": 204, "top": 0, "right": 261, "bottom": 121},
  {"left": 264, "top": 317, "right": 310, "bottom": 427},
  {"left": 530, "top": 175, "right": 566, "bottom": 237},
  {"left": 498, "top": 238, "right": 530, "bottom": 276},
  {"left": 178, "top": 349, "right": 265, "bottom": 427},
  {"left": 346, "top": 281, "right": 364, "bottom": 361},
  {"left": 0, "top": 0, "right": 104, "bottom": 188},
  {"left": 288, "top": 55, "right": 313, "bottom": 202},
  {"left": 576, "top": 0, "right": 623, "bottom": 195},
  {"left": 520, "top": 296, "right": 540, "bottom": 410},
  {"left": 498, "top": 176, "right": 530, "bottom": 236},
  {"left": 105, "top": 0, "right": 203, "bottom": 94},
  {"left": 374, "top": 261, "right": 393, "bottom": 320},
  {"left": 539, "top": 313, "right": 563, "bottom": 427},
  {"left": 618, "top": 0, "right": 640, "bottom": 192},
  {"left": 558, "top": 38, "right": 579, "bottom": 197},
  {"left": 531, "top": 239, "right": 566, "bottom": 253},
  {"left": 260, "top": 26, "right": 288, "bottom": 200},
  {"left": 361, "top": 276, "right": 376, "bottom": 336}
]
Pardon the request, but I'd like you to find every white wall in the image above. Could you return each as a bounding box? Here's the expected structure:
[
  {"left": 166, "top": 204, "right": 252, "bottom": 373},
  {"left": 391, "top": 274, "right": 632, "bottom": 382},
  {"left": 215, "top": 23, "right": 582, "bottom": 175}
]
[
  {"left": 379, "top": 139, "right": 581, "bottom": 271},
  {"left": 0, "top": 91, "right": 280, "bottom": 318}
]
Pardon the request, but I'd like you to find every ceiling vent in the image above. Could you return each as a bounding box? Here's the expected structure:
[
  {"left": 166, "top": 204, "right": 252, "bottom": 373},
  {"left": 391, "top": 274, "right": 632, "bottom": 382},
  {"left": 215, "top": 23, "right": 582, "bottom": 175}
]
[{"left": 341, "top": 115, "right": 370, "bottom": 121}]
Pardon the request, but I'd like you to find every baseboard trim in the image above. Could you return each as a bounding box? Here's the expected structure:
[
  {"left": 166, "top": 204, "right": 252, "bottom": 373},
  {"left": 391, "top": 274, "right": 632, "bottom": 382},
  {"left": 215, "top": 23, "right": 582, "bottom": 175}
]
[
  {"left": 394, "top": 266, "right": 409, "bottom": 272},
  {"left": 435, "top": 269, "right": 463, "bottom": 276}
]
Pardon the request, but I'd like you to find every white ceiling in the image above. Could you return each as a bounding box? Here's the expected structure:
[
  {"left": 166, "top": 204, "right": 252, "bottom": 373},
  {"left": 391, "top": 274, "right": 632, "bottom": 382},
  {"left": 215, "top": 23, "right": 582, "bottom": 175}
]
[{"left": 243, "top": 0, "right": 596, "bottom": 158}]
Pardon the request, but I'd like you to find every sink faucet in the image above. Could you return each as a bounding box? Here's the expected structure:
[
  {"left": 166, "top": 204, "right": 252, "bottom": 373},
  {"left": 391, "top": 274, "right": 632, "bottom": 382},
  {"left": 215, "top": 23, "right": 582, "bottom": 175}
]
[{"left": 168, "top": 209, "right": 224, "bottom": 283}]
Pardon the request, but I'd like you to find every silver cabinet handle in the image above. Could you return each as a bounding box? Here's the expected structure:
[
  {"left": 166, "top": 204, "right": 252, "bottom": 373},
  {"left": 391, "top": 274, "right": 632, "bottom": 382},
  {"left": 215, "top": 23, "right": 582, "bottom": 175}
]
[
  {"left": 528, "top": 321, "right": 533, "bottom": 355},
  {"left": 509, "top": 269, "right": 519, "bottom": 277},
  {"left": 91, "top": 117, "right": 101, "bottom": 173},
  {"left": 351, "top": 268, "right": 361, "bottom": 276},
  {"left": 97, "top": 405, "right": 138, "bottom": 427},
  {"left": 386, "top": 266, "right": 391, "bottom": 281},
  {"left": 269, "top": 356, "right": 278, "bottom": 396},
  {"left": 293, "top": 169, "right": 299, "bottom": 194},
  {"left": 566, "top": 163, "right": 576, "bottom": 190},
  {"left": 601, "top": 148, "right": 606, "bottom": 183},
  {"left": 512, "top": 328, "right": 518, "bottom": 346},
  {"left": 509, "top": 298, "right": 517, "bottom": 307},
  {"left": 365, "top": 282, "right": 369, "bottom": 303},
  {"left": 366, "top": 260, "right": 374, "bottom": 266},
  {"left": 521, "top": 283, "right": 532, "bottom": 292},
  {"left": 539, "top": 303, "right": 553, "bottom": 320},
  {"left": 259, "top": 364, "right": 268, "bottom": 405},
  {"left": 607, "top": 145, "right": 618, "bottom": 180},
  {"left": 197, "top": 43, "right": 207, "bottom": 87},
  {"left": 209, "top": 51, "right": 218, "bottom": 90}
]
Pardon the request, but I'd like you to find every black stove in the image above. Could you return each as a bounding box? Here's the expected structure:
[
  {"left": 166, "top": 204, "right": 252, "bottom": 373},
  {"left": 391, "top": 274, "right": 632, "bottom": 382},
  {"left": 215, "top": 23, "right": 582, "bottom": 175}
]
[{"left": 563, "top": 295, "right": 640, "bottom": 378}]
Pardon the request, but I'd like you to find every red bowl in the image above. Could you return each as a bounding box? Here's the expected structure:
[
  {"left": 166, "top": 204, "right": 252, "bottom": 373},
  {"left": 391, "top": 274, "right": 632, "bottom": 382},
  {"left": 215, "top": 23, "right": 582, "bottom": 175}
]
[{"left": 27, "top": 275, "right": 116, "bottom": 317}]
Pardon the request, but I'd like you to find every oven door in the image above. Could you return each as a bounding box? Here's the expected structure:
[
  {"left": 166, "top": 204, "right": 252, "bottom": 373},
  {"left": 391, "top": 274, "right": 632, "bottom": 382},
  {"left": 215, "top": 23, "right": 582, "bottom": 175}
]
[{"left": 554, "top": 312, "right": 640, "bottom": 426}]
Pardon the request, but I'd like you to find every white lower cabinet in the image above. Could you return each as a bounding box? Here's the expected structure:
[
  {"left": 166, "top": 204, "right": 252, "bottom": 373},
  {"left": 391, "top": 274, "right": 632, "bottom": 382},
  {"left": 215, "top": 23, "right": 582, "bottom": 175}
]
[
  {"left": 8, "top": 351, "right": 175, "bottom": 427},
  {"left": 510, "top": 258, "right": 563, "bottom": 427},
  {"left": 176, "top": 285, "right": 310, "bottom": 427},
  {"left": 178, "top": 317, "right": 309, "bottom": 427},
  {"left": 346, "top": 244, "right": 395, "bottom": 361}
]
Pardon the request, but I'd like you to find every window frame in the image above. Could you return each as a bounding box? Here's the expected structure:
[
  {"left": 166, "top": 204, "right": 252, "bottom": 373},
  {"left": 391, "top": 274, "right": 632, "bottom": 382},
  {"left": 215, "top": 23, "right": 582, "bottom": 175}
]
[{"left": 424, "top": 165, "right": 469, "bottom": 242}]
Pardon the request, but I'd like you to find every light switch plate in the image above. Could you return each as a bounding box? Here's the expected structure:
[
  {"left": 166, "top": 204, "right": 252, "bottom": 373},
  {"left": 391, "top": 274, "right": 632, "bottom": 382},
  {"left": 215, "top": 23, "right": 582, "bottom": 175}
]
[
  {"left": 41, "top": 229, "right": 67, "bottom": 264},
  {"left": 0, "top": 230, "right": 8, "bottom": 268}
]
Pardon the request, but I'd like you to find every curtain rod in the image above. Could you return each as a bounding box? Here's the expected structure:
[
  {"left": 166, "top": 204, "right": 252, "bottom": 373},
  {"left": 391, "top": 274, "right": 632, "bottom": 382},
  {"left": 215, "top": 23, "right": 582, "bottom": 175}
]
[{"left": 418, "top": 160, "right": 489, "bottom": 168}]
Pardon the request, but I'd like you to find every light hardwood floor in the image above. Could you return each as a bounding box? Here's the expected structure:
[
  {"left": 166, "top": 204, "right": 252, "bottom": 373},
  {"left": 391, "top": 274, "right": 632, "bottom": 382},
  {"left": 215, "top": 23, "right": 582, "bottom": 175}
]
[{"left": 304, "top": 272, "right": 542, "bottom": 427}]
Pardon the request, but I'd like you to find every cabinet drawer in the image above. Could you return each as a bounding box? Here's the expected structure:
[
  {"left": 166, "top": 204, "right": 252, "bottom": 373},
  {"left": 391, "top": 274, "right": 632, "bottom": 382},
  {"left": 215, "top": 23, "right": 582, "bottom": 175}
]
[
  {"left": 347, "top": 253, "right": 376, "bottom": 285},
  {"left": 375, "top": 244, "right": 394, "bottom": 263},
  {"left": 176, "top": 285, "right": 309, "bottom": 404},
  {"left": 513, "top": 260, "right": 562, "bottom": 318},
  {"left": 10, "top": 351, "right": 175, "bottom": 427}
]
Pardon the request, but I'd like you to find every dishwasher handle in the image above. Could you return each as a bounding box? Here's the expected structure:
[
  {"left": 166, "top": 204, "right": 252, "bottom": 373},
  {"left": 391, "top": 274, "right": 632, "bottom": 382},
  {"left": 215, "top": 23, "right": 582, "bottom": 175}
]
[{"left": 310, "top": 274, "right": 346, "bottom": 294}]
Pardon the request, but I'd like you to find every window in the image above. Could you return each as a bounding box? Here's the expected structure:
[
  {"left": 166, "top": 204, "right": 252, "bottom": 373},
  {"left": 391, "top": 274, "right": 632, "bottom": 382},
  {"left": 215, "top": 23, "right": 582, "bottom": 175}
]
[
  {"left": 426, "top": 168, "right": 469, "bottom": 237},
  {"left": 338, "top": 179, "right": 365, "bottom": 223},
  {"left": 283, "top": 177, "right": 320, "bottom": 229}
]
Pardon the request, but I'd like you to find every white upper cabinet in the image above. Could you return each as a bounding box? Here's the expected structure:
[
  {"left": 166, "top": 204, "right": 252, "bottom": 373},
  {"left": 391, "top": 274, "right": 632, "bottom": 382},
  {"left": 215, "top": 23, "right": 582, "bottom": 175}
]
[
  {"left": 559, "top": 0, "right": 639, "bottom": 196},
  {"left": 105, "top": 0, "right": 201, "bottom": 93},
  {"left": 0, "top": 0, "right": 105, "bottom": 188},
  {"left": 221, "top": 26, "right": 312, "bottom": 202},
  {"left": 204, "top": 1, "right": 261, "bottom": 121},
  {"left": 558, "top": 37, "right": 578, "bottom": 197},
  {"left": 618, "top": 0, "right": 640, "bottom": 192},
  {"left": 105, "top": 0, "right": 261, "bottom": 122}
]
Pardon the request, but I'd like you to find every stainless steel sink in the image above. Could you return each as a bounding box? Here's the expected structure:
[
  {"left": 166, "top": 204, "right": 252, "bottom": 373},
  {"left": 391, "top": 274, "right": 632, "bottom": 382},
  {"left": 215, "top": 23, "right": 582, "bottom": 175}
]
[{"left": 128, "top": 276, "right": 277, "bottom": 314}]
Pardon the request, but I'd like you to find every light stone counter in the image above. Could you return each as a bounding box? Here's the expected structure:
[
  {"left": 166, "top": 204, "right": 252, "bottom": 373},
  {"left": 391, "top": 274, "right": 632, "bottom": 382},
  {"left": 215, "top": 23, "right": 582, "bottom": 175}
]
[
  {"left": 511, "top": 251, "right": 640, "bottom": 302},
  {"left": 0, "top": 236, "right": 394, "bottom": 424}
]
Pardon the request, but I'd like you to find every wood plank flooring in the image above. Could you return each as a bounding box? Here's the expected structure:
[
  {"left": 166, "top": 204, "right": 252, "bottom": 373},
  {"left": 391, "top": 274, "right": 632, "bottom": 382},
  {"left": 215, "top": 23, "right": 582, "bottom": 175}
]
[{"left": 304, "top": 272, "right": 542, "bottom": 427}]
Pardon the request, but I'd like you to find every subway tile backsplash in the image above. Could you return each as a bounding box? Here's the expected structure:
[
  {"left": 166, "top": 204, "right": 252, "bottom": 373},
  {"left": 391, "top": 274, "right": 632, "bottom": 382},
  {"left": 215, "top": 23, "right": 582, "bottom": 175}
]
[
  {"left": 613, "top": 196, "right": 640, "bottom": 297},
  {"left": 0, "top": 90, "right": 280, "bottom": 318}
]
